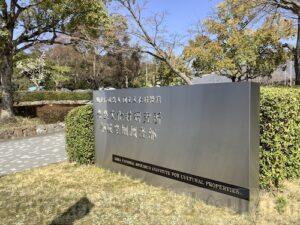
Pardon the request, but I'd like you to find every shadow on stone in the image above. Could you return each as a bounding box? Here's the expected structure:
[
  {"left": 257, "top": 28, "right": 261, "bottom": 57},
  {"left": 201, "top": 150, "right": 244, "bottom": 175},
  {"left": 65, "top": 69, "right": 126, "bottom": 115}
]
[{"left": 50, "top": 197, "right": 94, "bottom": 225}]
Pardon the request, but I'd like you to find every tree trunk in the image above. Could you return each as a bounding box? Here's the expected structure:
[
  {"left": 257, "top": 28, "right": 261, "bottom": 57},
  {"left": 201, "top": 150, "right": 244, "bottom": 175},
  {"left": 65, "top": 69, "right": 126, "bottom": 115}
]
[
  {"left": 295, "top": 16, "right": 300, "bottom": 85},
  {"left": 164, "top": 59, "right": 192, "bottom": 85},
  {"left": 0, "top": 51, "right": 14, "bottom": 120}
]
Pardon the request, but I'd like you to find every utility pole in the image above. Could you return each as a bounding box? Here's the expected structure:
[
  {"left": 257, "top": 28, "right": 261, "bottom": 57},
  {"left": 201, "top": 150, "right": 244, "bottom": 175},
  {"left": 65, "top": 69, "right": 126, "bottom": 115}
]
[
  {"left": 145, "top": 63, "right": 148, "bottom": 86},
  {"left": 290, "top": 61, "right": 293, "bottom": 86},
  {"left": 125, "top": 76, "right": 129, "bottom": 88},
  {"left": 155, "top": 63, "right": 158, "bottom": 86}
]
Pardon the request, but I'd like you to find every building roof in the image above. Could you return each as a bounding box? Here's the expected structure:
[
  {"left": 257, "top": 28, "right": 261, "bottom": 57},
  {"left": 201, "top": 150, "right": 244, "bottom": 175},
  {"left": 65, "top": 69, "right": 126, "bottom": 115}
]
[{"left": 191, "top": 74, "right": 231, "bottom": 84}]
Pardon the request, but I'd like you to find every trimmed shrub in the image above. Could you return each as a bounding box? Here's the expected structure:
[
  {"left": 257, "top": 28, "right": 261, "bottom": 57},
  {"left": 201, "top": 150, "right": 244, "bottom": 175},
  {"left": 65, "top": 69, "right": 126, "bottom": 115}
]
[
  {"left": 259, "top": 87, "right": 300, "bottom": 189},
  {"left": 65, "top": 105, "right": 95, "bottom": 164},
  {"left": 65, "top": 87, "right": 300, "bottom": 188},
  {"left": 0, "top": 91, "right": 92, "bottom": 103},
  {"left": 37, "top": 105, "right": 75, "bottom": 124}
]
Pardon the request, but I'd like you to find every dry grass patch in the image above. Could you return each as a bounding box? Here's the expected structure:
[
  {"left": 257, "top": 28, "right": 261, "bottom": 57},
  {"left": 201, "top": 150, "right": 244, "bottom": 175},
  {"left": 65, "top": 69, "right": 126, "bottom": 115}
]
[
  {"left": 0, "top": 163, "right": 299, "bottom": 225},
  {"left": 0, "top": 116, "right": 44, "bottom": 132}
]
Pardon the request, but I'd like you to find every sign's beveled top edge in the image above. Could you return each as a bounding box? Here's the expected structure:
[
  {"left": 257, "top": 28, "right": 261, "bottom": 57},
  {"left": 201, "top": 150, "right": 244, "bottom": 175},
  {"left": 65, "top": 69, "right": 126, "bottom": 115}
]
[{"left": 93, "top": 81, "right": 260, "bottom": 95}]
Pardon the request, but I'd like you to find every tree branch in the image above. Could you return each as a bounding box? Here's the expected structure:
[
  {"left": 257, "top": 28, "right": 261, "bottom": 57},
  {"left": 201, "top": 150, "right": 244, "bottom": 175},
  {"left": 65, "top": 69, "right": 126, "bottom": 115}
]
[
  {"left": 282, "top": 42, "right": 295, "bottom": 51},
  {"left": 16, "top": 38, "right": 72, "bottom": 53},
  {"left": 268, "top": 0, "right": 300, "bottom": 15},
  {"left": 139, "top": 50, "right": 166, "bottom": 61},
  {"left": 118, "top": 0, "right": 192, "bottom": 85}
]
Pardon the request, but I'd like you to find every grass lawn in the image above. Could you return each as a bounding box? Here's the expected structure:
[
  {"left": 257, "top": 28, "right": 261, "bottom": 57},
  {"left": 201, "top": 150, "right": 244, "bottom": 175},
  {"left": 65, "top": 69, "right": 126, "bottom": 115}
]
[{"left": 0, "top": 163, "right": 299, "bottom": 225}]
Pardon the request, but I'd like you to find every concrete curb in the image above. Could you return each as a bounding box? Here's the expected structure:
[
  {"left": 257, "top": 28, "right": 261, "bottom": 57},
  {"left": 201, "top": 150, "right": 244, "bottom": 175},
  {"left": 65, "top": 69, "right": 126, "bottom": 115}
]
[{"left": 14, "top": 100, "right": 91, "bottom": 107}]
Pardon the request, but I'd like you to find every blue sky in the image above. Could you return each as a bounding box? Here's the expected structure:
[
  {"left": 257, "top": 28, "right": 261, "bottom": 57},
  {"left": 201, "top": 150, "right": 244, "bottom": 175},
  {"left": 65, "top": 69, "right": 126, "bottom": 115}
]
[
  {"left": 140, "top": 0, "right": 221, "bottom": 35},
  {"left": 12, "top": 0, "right": 222, "bottom": 54},
  {"left": 110, "top": 0, "right": 222, "bottom": 55}
]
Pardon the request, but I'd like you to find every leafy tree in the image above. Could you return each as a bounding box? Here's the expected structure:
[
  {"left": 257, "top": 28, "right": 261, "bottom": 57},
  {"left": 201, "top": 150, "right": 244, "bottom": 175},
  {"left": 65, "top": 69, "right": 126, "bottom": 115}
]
[
  {"left": 48, "top": 65, "right": 71, "bottom": 90},
  {"left": 98, "top": 50, "right": 141, "bottom": 88},
  {"left": 44, "top": 42, "right": 141, "bottom": 90},
  {"left": 243, "top": 0, "right": 300, "bottom": 85},
  {"left": 156, "top": 59, "right": 188, "bottom": 86},
  {"left": 0, "top": 0, "right": 109, "bottom": 120},
  {"left": 43, "top": 45, "right": 90, "bottom": 90},
  {"left": 184, "top": 0, "right": 292, "bottom": 82},
  {"left": 16, "top": 53, "right": 47, "bottom": 90}
]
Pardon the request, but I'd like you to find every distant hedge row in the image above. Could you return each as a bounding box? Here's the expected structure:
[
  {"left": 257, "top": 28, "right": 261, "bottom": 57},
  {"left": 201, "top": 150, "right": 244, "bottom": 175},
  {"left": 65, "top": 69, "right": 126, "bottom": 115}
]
[
  {"left": 0, "top": 91, "right": 92, "bottom": 103},
  {"left": 37, "top": 105, "right": 75, "bottom": 124},
  {"left": 66, "top": 87, "right": 300, "bottom": 189}
]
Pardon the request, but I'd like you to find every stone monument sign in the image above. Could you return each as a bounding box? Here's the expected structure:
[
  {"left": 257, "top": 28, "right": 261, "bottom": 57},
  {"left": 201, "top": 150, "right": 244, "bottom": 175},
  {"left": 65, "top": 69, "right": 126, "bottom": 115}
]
[{"left": 93, "top": 82, "right": 260, "bottom": 212}]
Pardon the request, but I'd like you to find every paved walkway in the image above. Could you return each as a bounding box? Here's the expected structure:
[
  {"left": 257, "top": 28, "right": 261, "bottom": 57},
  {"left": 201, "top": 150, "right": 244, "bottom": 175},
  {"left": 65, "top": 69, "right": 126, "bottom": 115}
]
[{"left": 0, "top": 132, "right": 67, "bottom": 176}]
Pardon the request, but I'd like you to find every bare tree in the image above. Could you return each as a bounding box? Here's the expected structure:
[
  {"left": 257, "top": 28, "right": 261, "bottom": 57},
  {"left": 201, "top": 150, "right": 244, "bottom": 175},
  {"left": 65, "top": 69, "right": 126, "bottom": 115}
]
[{"left": 117, "top": 0, "right": 192, "bottom": 85}]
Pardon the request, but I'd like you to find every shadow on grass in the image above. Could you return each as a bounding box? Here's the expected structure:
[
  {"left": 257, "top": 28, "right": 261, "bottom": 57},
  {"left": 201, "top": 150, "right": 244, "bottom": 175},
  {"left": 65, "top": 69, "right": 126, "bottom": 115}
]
[{"left": 50, "top": 197, "right": 94, "bottom": 225}]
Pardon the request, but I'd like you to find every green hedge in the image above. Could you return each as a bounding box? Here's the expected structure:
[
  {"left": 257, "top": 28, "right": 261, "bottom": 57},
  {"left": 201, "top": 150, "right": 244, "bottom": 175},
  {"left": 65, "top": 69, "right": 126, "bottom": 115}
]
[
  {"left": 260, "top": 87, "right": 300, "bottom": 188},
  {"left": 65, "top": 105, "right": 95, "bottom": 164},
  {"left": 65, "top": 87, "right": 300, "bottom": 189},
  {"left": 0, "top": 91, "right": 92, "bottom": 103}
]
